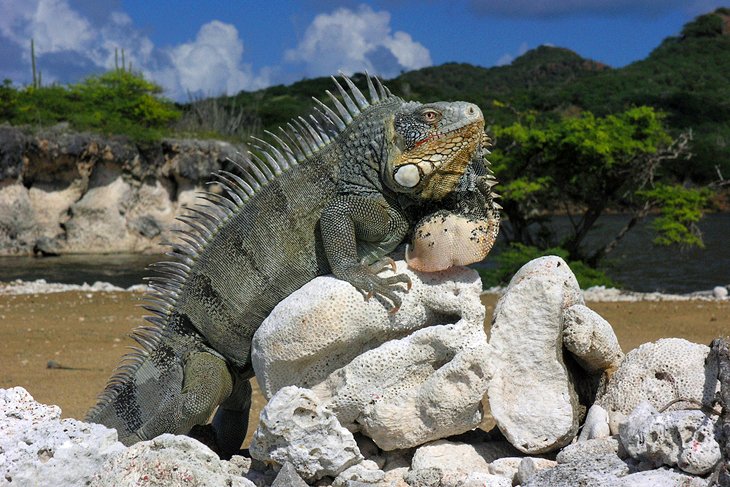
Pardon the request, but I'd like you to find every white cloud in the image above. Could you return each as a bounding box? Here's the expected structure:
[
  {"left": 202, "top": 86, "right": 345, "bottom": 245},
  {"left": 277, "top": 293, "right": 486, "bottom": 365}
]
[
  {"left": 284, "top": 4, "right": 432, "bottom": 78},
  {"left": 163, "top": 21, "right": 270, "bottom": 99},
  {"left": 0, "top": 0, "right": 269, "bottom": 100}
]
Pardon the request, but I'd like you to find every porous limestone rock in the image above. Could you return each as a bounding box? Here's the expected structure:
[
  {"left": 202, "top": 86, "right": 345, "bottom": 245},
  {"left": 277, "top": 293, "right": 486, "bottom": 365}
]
[
  {"left": 488, "top": 457, "right": 522, "bottom": 483},
  {"left": 516, "top": 457, "right": 558, "bottom": 485},
  {"left": 332, "top": 460, "right": 385, "bottom": 486},
  {"left": 410, "top": 440, "right": 491, "bottom": 476},
  {"left": 312, "top": 318, "right": 492, "bottom": 450},
  {"left": 563, "top": 304, "right": 624, "bottom": 374},
  {"left": 488, "top": 255, "right": 585, "bottom": 454},
  {"left": 578, "top": 404, "right": 611, "bottom": 441},
  {"left": 617, "top": 469, "right": 708, "bottom": 486},
  {"left": 595, "top": 338, "right": 719, "bottom": 433},
  {"left": 523, "top": 452, "right": 630, "bottom": 487},
  {"left": 0, "top": 387, "right": 125, "bottom": 487},
  {"left": 407, "top": 440, "right": 522, "bottom": 487},
  {"left": 252, "top": 262, "right": 485, "bottom": 397},
  {"left": 555, "top": 436, "right": 621, "bottom": 465},
  {"left": 253, "top": 262, "right": 491, "bottom": 450},
  {"left": 90, "top": 434, "right": 254, "bottom": 487},
  {"left": 249, "top": 386, "right": 363, "bottom": 481},
  {"left": 619, "top": 401, "right": 721, "bottom": 475}
]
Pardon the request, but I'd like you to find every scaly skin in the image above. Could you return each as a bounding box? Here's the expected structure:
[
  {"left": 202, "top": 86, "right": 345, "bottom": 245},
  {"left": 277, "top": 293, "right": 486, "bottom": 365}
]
[{"left": 86, "top": 75, "right": 499, "bottom": 457}]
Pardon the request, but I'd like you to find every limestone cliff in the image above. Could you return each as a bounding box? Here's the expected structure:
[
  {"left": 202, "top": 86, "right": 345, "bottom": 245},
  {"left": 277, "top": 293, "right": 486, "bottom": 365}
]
[{"left": 0, "top": 124, "right": 244, "bottom": 255}]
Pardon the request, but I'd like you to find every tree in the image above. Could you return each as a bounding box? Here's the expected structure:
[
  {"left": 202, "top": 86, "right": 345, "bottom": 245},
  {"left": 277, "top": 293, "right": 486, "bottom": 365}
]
[{"left": 489, "top": 106, "right": 710, "bottom": 273}]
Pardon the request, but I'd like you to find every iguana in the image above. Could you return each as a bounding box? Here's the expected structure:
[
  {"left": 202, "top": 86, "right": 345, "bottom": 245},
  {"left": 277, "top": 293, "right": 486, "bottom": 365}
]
[{"left": 86, "top": 74, "right": 500, "bottom": 456}]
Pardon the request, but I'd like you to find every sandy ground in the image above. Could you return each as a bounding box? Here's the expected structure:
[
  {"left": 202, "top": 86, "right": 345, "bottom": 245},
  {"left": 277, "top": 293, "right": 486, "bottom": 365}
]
[{"left": 1, "top": 291, "right": 728, "bottom": 445}]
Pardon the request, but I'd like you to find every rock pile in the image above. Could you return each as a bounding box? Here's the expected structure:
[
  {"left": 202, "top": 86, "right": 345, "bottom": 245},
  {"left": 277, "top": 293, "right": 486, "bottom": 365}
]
[{"left": 2, "top": 256, "right": 727, "bottom": 486}]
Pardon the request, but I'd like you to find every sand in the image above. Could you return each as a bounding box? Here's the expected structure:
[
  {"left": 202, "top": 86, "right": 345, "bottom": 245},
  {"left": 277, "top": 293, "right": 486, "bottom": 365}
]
[{"left": 1, "top": 290, "right": 728, "bottom": 444}]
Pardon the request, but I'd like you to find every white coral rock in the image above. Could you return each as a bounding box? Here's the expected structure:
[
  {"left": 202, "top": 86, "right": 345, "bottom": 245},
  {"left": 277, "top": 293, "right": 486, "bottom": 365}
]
[
  {"left": 91, "top": 434, "right": 254, "bottom": 487},
  {"left": 563, "top": 304, "right": 624, "bottom": 373},
  {"left": 253, "top": 261, "right": 491, "bottom": 450},
  {"left": 0, "top": 387, "right": 125, "bottom": 487},
  {"left": 488, "top": 255, "right": 585, "bottom": 454},
  {"left": 249, "top": 386, "right": 363, "bottom": 481},
  {"left": 619, "top": 401, "right": 721, "bottom": 476},
  {"left": 252, "top": 261, "right": 485, "bottom": 397},
  {"left": 595, "top": 338, "right": 719, "bottom": 434}
]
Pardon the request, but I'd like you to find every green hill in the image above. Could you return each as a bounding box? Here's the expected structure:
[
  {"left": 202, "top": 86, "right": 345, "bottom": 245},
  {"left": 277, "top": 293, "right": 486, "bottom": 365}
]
[{"left": 214, "top": 8, "right": 730, "bottom": 182}]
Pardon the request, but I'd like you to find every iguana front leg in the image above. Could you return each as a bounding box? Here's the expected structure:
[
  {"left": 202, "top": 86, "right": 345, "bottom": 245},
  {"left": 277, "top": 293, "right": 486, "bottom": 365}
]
[{"left": 320, "top": 195, "right": 412, "bottom": 311}]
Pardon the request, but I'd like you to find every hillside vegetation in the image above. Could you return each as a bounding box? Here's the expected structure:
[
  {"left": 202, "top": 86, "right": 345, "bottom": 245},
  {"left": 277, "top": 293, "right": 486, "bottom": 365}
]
[{"left": 1, "top": 9, "right": 727, "bottom": 287}]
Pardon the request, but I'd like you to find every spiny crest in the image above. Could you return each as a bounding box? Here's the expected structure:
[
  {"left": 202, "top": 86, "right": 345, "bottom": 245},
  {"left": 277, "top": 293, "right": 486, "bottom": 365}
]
[{"left": 88, "top": 72, "right": 396, "bottom": 416}]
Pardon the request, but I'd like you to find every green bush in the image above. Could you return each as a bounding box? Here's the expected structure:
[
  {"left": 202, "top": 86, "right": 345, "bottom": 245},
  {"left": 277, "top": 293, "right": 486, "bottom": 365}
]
[
  {"left": 2, "top": 70, "right": 180, "bottom": 141},
  {"left": 478, "top": 243, "right": 616, "bottom": 290}
]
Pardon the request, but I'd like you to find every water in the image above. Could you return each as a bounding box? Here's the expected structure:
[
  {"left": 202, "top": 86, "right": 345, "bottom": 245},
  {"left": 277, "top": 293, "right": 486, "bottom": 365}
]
[{"left": 0, "top": 213, "right": 727, "bottom": 293}]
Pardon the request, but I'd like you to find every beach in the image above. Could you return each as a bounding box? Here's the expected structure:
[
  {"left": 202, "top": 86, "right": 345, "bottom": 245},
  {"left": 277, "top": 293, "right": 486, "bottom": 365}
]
[{"left": 1, "top": 286, "right": 728, "bottom": 444}]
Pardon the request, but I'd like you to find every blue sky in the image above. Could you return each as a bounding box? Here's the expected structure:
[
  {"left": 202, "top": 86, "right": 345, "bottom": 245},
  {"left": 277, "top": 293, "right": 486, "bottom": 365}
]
[{"left": 0, "top": 0, "right": 726, "bottom": 100}]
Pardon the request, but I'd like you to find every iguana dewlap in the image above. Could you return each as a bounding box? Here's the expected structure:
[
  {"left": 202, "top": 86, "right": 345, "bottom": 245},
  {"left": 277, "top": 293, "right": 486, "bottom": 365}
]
[{"left": 86, "top": 74, "right": 500, "bottom": 457}]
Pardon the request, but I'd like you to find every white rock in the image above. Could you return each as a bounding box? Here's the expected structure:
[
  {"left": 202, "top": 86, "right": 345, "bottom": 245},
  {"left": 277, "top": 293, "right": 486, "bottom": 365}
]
[
  {"left": 488, "top": 457, "right": 522, "bottom": 482},
  {"left": 408, "top": 440, "right": 522, "bottom": 487},
  {"left": 563, "top": 304, "right": 623, "bottom": 373},
  {"left": 254, "top": 262, "right": 492, "bottom": 450},
  {"left": 578, "top": 404, "right": 611, "bottom": 441},
  {"left": 253, "top": 262, "right": 485, "bottom": 397},
  {"left": 333, "top": 460, "right": 385, "bottom": 486},
  {"left": 713, "top": 286, "right": 728, "bottom": 299},
  {"left": 458, "top": 472, "right": 512, "bottom": 487},
  {"left": 410, "top": 440, "right": 491, "bottom": 476},
  {"left": 249, "top": 386, "right": 362, "bottom": 481},
  {"left": 312, "top": 318, "right": 492, "bottom": 450},
  {"left": 595, "top": 338, "right": 719, "bottom": 434},
  {"left": 488, "top": 256, "right": 584, "bottom": 453},
  {"left": 619, "top": 401, "right": 721, "bottom": 475},
  {"left": 516, "top": 457, "right": 558, "bottom": 485},
  {"left": 90, "top": 434, "right": 254, "bottom": 487},
  {"left": 0, "top": 387, "right": 125, "bottom": 487}
]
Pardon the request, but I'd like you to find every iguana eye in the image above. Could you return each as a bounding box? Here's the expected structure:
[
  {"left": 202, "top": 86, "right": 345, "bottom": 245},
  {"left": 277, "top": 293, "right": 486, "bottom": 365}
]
[{"left": 422, "top": 110, "right": 440, "bottom": 123}]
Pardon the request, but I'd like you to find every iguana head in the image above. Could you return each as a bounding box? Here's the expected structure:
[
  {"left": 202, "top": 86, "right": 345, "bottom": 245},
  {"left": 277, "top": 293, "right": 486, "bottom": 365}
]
[{"left": 383, "top": 100, "right": 486, "bottom": 201}]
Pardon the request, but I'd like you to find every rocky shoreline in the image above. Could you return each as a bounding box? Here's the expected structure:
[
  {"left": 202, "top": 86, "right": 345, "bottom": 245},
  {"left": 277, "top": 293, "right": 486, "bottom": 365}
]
[
  {"left": 1, "top": 277, "right": 728, "bottom": 302},
  {"left": 0, "top": 124, "right": 244, "bottom": 256}
]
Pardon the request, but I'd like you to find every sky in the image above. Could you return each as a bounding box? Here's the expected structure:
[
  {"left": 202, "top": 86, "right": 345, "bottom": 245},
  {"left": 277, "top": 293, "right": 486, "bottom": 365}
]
[{"left": 0, "top": 0, "right": 726, "bottom": 101}]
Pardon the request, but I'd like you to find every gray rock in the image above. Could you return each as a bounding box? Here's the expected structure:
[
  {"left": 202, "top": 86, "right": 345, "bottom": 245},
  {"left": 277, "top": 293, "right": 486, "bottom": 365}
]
[
  {"left": 617, "top": 468, "right": 708, "bottom": 486},
  {"left": 250, "top": 386, "right": 363, "bottom": 482},
  {"left": 596, "top": 338, "right": 719, "bottom": 434},
  {"left": 488, "top": 255, "right": 584, "bottom": 454},
  {"left": 523, "top": 452, "right": 630, "bottom": 487},
  {"left": 0, "top": 387, "right": 125, "bottom": 487},
  {"left": 619, "top": 401, "right": 721, "bottom": 475},
  {"left": 555, "top": 436, "right": 621, "bottom": 465},
  {"left": 272, "top": 462, "right": 309, "bottom": 487},
  {"left": 0, "top": 125, "right": 27, "bottom": 180},
  {"left": 90, "top": 434, "right": 254, "bottom": 487}
]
